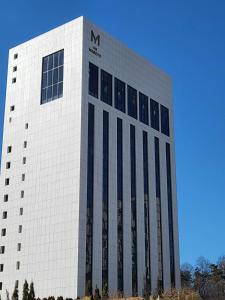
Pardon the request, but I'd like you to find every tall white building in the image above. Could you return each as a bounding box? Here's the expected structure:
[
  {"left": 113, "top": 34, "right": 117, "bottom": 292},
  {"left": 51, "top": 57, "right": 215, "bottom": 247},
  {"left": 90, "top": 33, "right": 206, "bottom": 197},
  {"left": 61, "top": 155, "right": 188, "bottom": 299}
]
[{"left": 0, "top": 16, "right": 180, "bottom": 298}]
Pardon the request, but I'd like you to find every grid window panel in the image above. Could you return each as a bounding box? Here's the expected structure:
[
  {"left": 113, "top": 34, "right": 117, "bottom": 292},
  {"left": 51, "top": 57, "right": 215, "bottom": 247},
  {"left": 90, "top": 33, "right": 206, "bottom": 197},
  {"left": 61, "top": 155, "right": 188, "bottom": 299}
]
[
  {"left": 41, "top": 49, "right": 64, "bottom": 104},
  {"left": 101, "top": 69, "right": 112, "bottom": 105},
  {"left": 128, "top": 85, "right": 137, "bottom": 119},
  {"left": 89, "top": 62, "right": 99, "bottom": 98},
  {"left": 139, "top": 92, "right": 149, "bottom": 125},
  {"left": 161, "top": 105, "right": 170, "bottom": 136},
  {"left": 150, "top": 99, "right": 159, "bottom": 131}
]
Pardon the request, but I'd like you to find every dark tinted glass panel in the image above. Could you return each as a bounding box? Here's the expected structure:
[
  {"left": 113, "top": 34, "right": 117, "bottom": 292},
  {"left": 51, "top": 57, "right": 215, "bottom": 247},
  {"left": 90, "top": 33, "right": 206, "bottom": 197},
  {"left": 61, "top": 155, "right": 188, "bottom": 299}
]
[
  {"left": 161, "top": 105, "right": 170, "bottom": 136},
  {"left": 139, "top": 92, "right": 149, "bottom": 125},
  {"left": 154, "top": 137, "right": 164, "bottom": 291},
  {"left": 89, "top": 62, "right": 98, "bottom": 98},
  {"left": 102, "top": 111, "right": 109, "bottom": 293},
  {"left": 115, "top": 78, "right": 126, "bottom": 113},
  {"left": 130, "top": 125, "right": 138, "bottom": 296},
  {"left": 101, "top": 70, "right": 112, "bottom": 105},
  {"left": 128, "top": 86, "right": 137, "bottom": 119},
  {"left": 41, "top": 49, "right": 64, "bottom": 104},
  {"left": 150, "top": 99, "right": 159, "bottom": 131},
  {"left": 117, "top": 118, "right": 124, "bottom": 293},
  {"left": 143, "top": 131, "right": 151, "bottom": 293},
  {"left": 166, "top": 143, "right": 175, "bottom": 287},
  {"left": 86, "top": 103, "right": 95, "bottom": 292}
]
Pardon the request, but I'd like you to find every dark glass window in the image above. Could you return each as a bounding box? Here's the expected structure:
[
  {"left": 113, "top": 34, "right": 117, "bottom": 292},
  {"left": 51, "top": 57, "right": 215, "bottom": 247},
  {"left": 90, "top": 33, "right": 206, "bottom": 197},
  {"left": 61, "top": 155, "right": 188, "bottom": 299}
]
[
  {"left": 14, "top": 53, "right": 18, "bottom": 59},
  {"left": 41, "top": 49, "right": 64, "bottom": 104},
  {"left": 7, "top": 146, "right": 12, "bottom": 153},
  {"left": 139, "top": 92, "right": 149, "bottom": 125},
  {"left": 143, "top": 131, "right": 151, "bottom": 293},
  {"left": 1, "top": 229, "right": 6, "bottom": 236},
  {"left": 4, "top": 195, "right": 8, "bottom": 202},
  {"left": 102, "top": 111, "right": 109, "bottom": 293},
  {"left": 89, "top": 62, "right": 98, "bottom": 98},
  {"left": 161, "top": 105, "right": 170, "bottom": 136},
  {"left": 117, "top": 118, "right": 124, "bottom": 293},
  {"left": 130, "top": 125, "right": 138, "bottom": 296},
  {"left": 101, "top": 70, "right": 112, "bottom": 105},
  {"left": 86, "top": 103, "right": 95, "bottom": 293},
  {"left": 0, "top": 246, "right": 5, "bottom": 254},
  {"left": 128, "top": 86, "right": 137, "bottom": 119},
  {"left": 166, "top": 143, "right": 175, "bottom": 287},
  {"left": 150, "top": 99, "right": 159, "bottom": 131},
  {"left": 115, "top": 78, "right": 126, "bottom": 113},
  {"left": 2, "top": 212, "right": 7, "bottom": 219},
  {"left": 154, "top": 137, "right": 164, "bottom": 291}
]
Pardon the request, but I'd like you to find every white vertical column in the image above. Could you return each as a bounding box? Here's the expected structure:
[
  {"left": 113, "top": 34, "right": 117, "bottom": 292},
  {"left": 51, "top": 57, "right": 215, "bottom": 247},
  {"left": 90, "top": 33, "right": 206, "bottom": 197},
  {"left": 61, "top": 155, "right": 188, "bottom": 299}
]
[
  {"left": 92, "top": 105, "right": 103, "bottom": 291},
  {"left": 123, "top": 119, "right": 132, "bottom": 296},
  {"left": 108, "top": 111, "right": 118, "bottom": 296},
  {"left": 159, "top": 139, "right": 170, "bottom": 291},
  {"left": 148, "top": 134, "right": 158, "bottom": 294},
  {"left": 136, "top": 127, "right": 145, "bottom": 296}
]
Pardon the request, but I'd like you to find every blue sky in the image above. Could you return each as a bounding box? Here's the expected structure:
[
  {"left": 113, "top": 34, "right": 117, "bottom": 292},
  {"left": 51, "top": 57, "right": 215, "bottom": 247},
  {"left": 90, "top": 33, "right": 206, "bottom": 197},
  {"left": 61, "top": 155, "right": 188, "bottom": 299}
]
[{"left": 1, "top": 0, "right": 225, "bottom": 266}]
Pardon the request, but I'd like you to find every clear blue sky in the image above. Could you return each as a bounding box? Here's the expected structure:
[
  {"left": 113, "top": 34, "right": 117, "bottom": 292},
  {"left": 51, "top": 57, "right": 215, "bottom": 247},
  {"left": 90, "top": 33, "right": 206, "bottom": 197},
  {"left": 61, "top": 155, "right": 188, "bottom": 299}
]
[{"left": 1, "top": 0, "right": 225, "bottom": 267}]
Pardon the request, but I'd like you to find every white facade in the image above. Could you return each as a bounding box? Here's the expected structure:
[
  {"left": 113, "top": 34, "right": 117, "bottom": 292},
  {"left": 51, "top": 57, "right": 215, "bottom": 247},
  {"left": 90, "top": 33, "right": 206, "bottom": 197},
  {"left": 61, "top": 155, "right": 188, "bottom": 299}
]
[{"left": 0, "top": 16, "right": 180, "bottom": 298}]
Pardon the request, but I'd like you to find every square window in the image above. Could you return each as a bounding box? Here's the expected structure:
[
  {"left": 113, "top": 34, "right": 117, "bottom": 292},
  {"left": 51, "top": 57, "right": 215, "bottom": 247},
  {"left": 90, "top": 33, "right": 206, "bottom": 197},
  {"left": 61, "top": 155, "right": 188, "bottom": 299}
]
[
  {"left": 2, "top": 211, "right": 7, "bottom": 219},
  {"left": 4, "top": 195, "right": 8, "bottom": 202},
  {"left": 17, "top": 243, "right": 21, "bottom": 251},
  {"left": 89, "top": 62, "right": 98, "bottom": 98},
  {"left": 6, "top": 162, "right": 11, "bottom": 169},
  {"left": 14, "top": 53, "right": 18, "bottom": 59},
  {"left": 41, "top": 49, "right": 64, "bottom": 104},
  {"left": 1, "top": 229, "right": 6, "bottom": 236},
  {"left": 5, "top": 178, "right": 10, "bottom": 186},
  {"left": 12, "top": 78, "right": 16, "bottom": 84},
  {"left": 0, "top": 246, "right": 5, "bottom": 254},
  {"left": 19, "top": 208, "right": 23, "bottom": 215},
  {"left": 13, "top": 66, "right": 17, "bottom": 72},
  {"left": 7, "top": 146, "right": 12, "bottom": 153},
  {"left": 10, "top": 105, "right": 15, "bottom": 111},
  {"left": 0, "top": 264, "right": 3, "bottom": 272},
  {"left": 21, "top": 191, "right": 24, "bottom": 198},
  {"left": 18, "top": 225, "right": 22, "bottom": 233}
]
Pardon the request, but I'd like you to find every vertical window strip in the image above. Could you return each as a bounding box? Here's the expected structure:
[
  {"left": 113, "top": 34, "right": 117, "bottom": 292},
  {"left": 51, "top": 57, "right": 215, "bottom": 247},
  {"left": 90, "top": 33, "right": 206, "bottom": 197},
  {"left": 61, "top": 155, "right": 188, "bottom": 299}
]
[
  {"left": 86, "top": 103, "right": 95, "bottom": 294},
  {"left": 166, "top": 143, "right": 175, "bottom": 287},
  {"left": 130, "top": 124, "right": 138, "bottom": 296},
  {"left": 102, "top": 111, "right": 109, "bottom": 293},
  {"left": 143, "top": 131, "right": 151, "bottom": 294},
  {"left": 117, "top": 118, "right": 124, "bottom": 293},
  {"left": 154, "top": 137, "right": 164, "bottom": 292}
]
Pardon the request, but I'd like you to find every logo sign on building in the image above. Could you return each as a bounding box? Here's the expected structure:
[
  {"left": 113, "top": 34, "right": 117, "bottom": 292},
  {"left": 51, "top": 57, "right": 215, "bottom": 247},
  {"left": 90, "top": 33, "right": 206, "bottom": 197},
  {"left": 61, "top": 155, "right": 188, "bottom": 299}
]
[
  {"left": 89, "top": 30, "right": 101, "bottom": 58},
  {"left": 91, "top": 30, "right": 100, "bottom": 46}
]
